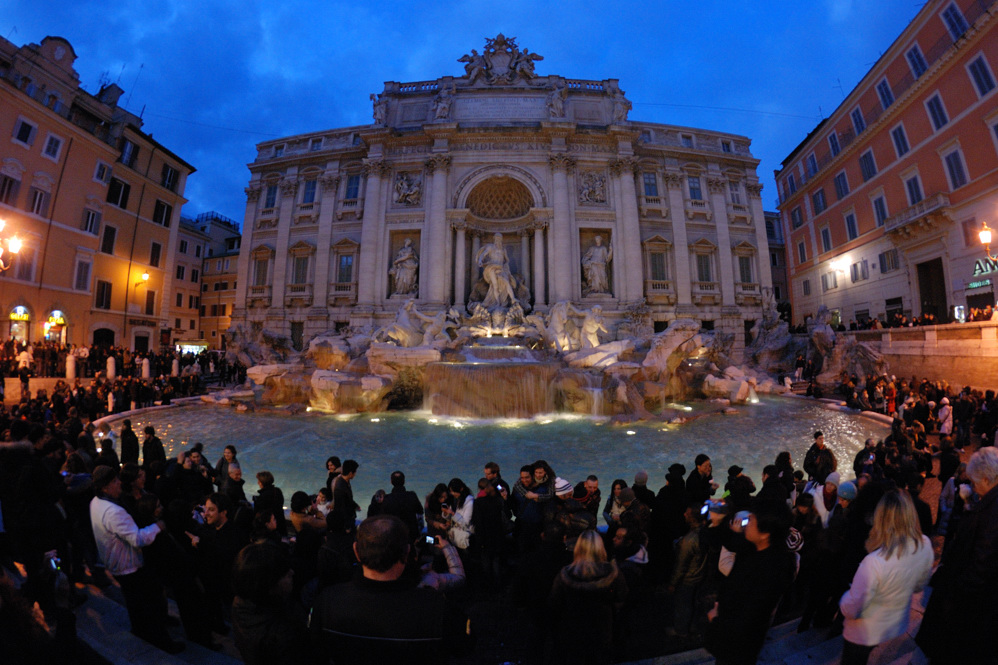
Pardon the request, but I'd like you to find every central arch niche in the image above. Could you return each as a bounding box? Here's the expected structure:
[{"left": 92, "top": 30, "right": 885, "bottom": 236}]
[{"left": 466, "top": 176, "right": 534, "bottom": 220}]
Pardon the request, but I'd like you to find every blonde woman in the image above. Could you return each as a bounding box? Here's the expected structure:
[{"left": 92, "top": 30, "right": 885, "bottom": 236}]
[
  {"left": 838, "top": 490, "right": 933, "bottom": 665},
  {"left": 548, "top": 530, "right": 628, "bottom": 665}
]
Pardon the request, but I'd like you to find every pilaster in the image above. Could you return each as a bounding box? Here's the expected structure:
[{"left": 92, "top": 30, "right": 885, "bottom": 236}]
[{"left": 549, "top": 153, "right": 576, "bottom": 302}]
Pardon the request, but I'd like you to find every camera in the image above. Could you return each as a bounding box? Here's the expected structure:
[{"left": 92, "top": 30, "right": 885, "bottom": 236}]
[
  {"left": 741, "top": 517, "right": 750, "bottom": 527},
  {"left": 49, "top": 557, "right": 61, "bottom": 571},
  {"left": 425, "top": 535, "right": 436, "bottom": 545},
  {"left": 700, "top": 503, "right": 709, "bottom": 516}
]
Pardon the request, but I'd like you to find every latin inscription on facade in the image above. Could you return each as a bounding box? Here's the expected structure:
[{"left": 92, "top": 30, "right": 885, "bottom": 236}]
[
  {"left": 452, "top": 141, "right": 548, "bottom": 152},
  {"left": 573, "top": 102, "right": 603, "bottom": 122},
  {"left": 454, "top": 96, "right": 546, "bottom": 120},
  {"left": 401, "top": 103, "right": 430, "bottom": 122}
]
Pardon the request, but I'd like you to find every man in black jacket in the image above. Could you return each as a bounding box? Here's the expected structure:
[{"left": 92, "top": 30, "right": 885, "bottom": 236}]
[
  {"left": 119, "top": 419, "right": 140, "bottom": 466},
  {"left": 380, "top": 471, "right": 423, "bottom": 542},
  {"left": 803, "top": 431, "right": 837, "bottom": 483}
]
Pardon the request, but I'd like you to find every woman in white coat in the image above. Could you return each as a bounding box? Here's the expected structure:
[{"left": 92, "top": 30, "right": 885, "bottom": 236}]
[{"left": 838, "top": 489, "right": 933, "bottom": 665}]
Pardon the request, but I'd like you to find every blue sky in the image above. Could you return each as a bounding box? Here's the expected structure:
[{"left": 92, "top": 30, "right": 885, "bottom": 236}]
[{"left": 4, "top": 0, "right": 922, "bottom": 224}]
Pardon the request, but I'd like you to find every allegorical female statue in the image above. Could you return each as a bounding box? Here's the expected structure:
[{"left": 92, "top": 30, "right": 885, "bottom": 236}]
[
  {"left": 389, "top": 238, "right": 419, "bottom": 296},
  {"left": 582, "top": 235, "right": 613, "bottom": 295}
]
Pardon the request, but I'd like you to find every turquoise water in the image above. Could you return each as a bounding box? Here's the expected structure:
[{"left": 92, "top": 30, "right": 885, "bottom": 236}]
[{"left": 119, "top": 397, "right": 887, "bottom": 509}]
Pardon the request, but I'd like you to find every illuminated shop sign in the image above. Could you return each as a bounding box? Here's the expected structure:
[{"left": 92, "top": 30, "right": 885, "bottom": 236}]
[
  {"left": 48, "top": 310, "right": 66, "bottom": 326},
  {"left": 9, "top": 306, "right": 29, "bottom": 321},
  {"left": 973, "top": 258, "right": 998, "bottom": 276},
  {"left": 967, "top": 279, "right": 992, "bottom": 290}
]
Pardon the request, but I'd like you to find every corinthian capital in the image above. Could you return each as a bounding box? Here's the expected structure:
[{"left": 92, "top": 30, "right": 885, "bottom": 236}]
[
  {"left": 746, "top": 183, "right": 764, "bottom": 198},
  {"left": 549, "top": 153, "right": 576, "bottom": 172},
  {"left": 424, "top": 154, "right": 452, "bottom": 174},
  {"left": 362, "top": 159, "right": 392, "bottom": 178},
  {"left": 244, "top": 185, "right": 262, "bottom": 202},
  {"left": 279, "top": 179, "right": 299, "bottom": 196},
  {"left": 319, "top": 174, "right": 340, "bottom": 189},
  {"left": 706, "top": 177, "right": 726, "bottom": 194},
  {"left": 609, "top": 157, "right": 638, "bottom": 176}
]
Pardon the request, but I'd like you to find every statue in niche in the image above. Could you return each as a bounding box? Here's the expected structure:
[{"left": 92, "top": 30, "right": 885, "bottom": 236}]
[
  {"left": 371, "top": 93, "right": 388, "bottom": 126},
  {"left": 475, "top": 232, "right": 518, "bottom": 310},
  {"left": 457, "top": 49, "right": 486, "bottom": 83},
  {"left": 581, "top": 235, "right": 613, "bottom": 295},
  {"left": 546, "top": 85, "right": 567, "bottom": 118},
  {"left": 388, "top": 238, "right": 419, "bottom": 296},
  {"left": 578, "top": 171, "right": 607, "bottom": 204},
  {"left": 432, "top": 85, "right": 453, "bottom": 120},
  {"left": 393, "top": 172, "right": 422, "bottom": 206},
  {"left": 570, "top": 303, "right": 609, "bottom": 349}
]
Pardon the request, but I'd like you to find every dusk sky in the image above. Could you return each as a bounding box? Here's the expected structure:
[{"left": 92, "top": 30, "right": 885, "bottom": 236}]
[{"left": 5, "top": 1, "right": 923, "bottom": 225}]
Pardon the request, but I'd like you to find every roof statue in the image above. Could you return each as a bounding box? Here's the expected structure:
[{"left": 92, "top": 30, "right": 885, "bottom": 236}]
[{"left": 457, "top": 33, "right": 544, "bottom": 86}]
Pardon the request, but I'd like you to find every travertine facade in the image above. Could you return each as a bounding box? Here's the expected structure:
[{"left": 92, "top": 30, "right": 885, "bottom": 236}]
[
  {"left": 232, "top": 35, "right": 771, "bottom": 357},
  {"left": 776, "top": 0, "right": 998, "bottom": 327}
]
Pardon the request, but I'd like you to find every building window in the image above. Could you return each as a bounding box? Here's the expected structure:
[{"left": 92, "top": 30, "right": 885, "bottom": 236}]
[
  {"left": 292, "top": 256, "right": 309, "bottom": 284},
  {"left": 191, "top": 269, "right": 199, "bottom": 283},
  {"left": 650, "top": 252, "right": 667, "bottom": 280},
  {"left": 94, "top": 161, "right": 112, "bottom": 184},
  {"left": 850, "top": 260, "right": 869, "bottom": 283},
  {"left": 188, "top": 295, "right": 196, "bottom": 309},
  {"left": 179, "top": 239, "right": 188, "bottom": 254},
  {"left": 907, "top": 44, "right": 928, "bottom": 78},
  {"left": 806, "top": 154, "right": 818, "bottom": 177},
  {"left": 161, "top": 164, "right": 179, "bottom": 192},
  {"left": 941, "top": 2, "right": 969, "bottom": 41},
  {"left": 787, "top": 173, "right": 797, "bottom": 195},
  {"left": 845, "top": 213, "right": 859, "bottom": 240},
  {"left": 812, "top": 189, "right": 827, "bottom": 214},
  {"left": 189, "top": 319, "right": 195, "bottom": 330},
  {"left": 345, "top": 175, "right": 361, "bottom": 200},
  {"left": 851, "top": 108, "right": 866, "bottom": 135},
  {"left": 82, "top": 209, "right": 101, "bottom": 234},
  {"left": 195, "top": 245, "right": 202, "bottom": 258},
  {"left": 926, "top": 94, "right": 949, "bottom": 130},
  {"left": 737, "top": 256, "right": 753, "bottom": 284},
  {"left": 175, "top": 318, "right": 181, "bottom": 329},
  {"left": 120, "top": 139, "right": 139, "bottom": 168},
  {"left": 14, "top": 246, "right": 35, "bottom": 282},
  {"left": 642, "top": 172, "right": 658, "bottom": 197},
  {"left": 264, "top": 184, "right": 278, "bottom": 208},
  {"left": 145, "top": 290, "right": 156, "bottom": 316},
  {"left": 274, "top": 145, "right": 284, "bottom": 157},
  {"left": 152, "top": 200, "right": 173, "bottom": 227},
  {"left": 95, "top": 280, "right": 112, "bottom": 309},
  {"left": 12, "top": 118, "right": 37, "bottom": 146},
  {"left": 834, "top": 171, "right": 849, "bottom": 200},
  {"left": 176, "top": 292, "right": 183, "bottom": 307},
  {"left": 149, "top": 241, "right": 162, "bottom": 268},
  {"left": 0, "top": 174, "right": 21, "bottom": 205},
  {"left": 176, "top": 265, "right": 186, "bottom": 280},
  {"left": 797, "top": 241, "right": 807, "bottom": 264},
  {"left": 27, "top": 188, "right": 50, "bottom": 216},
  {"left": 820, "top": 227, "right": 832, "bottom": 253},
  {"left": 943, "top": 149, "right": 968, "bottom": 189},
  {"left": 310, "top": 138, "right": 323, "bottom": 151},
  {"left": 821, "top": 271, "right": 838, "bottom": 291},
  {"left": 770, "top": 251, "right": 780, "bottom": 267},
  {"left": 695, "top": 254, "right": 712, "bottom": 283},
  {"left": 253, "top": 258, "right": 269, "bottom": 286},
  {"left": 74, "top": 259, "right": 91, "bottom": 291},
  {"left": 859, "top": 150, "right": 877, "bottom": 182},
  {"left": 968, "top": 55, "right": 996, "bottom": 97},
  {"left": 721, "top": 141, "right": 732, "bottom": 153},
  {"left": 891, "top": 125, "right": 910, "bottom": 157},
  {"left": 688, "top": 176, "right": 703, "bottom": 201},
  {"left": 791, "top": 207, "right": 803, "bottom": 229},
  {"left": 729, "top": 181, "right": 742, "bottom": 204},
  {"left": 337, "top": 255, "right": 354, "bottom": 283},
  {"left": 774, "top": 285, "right": 782, "bottom": 300},
  {"left": 681, "top": 134, "right": 694, "bottom": 148},
  {"left": 905, "top": 175, "right": 923, "bottom": 205},
  {"left": 802, "top": 279, "right": 811, "bottom": 296},
  {"left": 42, "top": 133, "right": 63, "bottom": 160},
  {"left": 106, "top": 178, "right": 131, "bottom": 209},
  {"left": 828, "top": 132, "right": 840, "bottom": 157},
  {"left": 100, "top": 225, "right": 116, "bottom": 254},
  {"left": 876, "top": 79, "right": 894, "bottom": 110},
  {"left": 879, "top": 248, "right": 899, "bottom": 273},
  {"left": 962, "top": 218, "right": 980, "bottom": 247},
  {"left": 302, "top": 179, "right": 317, "bottom": 204},
  {"left": 872, "top": 196, "right": 888, "bottom": 227},
  {"left": 290, "top": 321, "right": 304, "bottom": 351}
]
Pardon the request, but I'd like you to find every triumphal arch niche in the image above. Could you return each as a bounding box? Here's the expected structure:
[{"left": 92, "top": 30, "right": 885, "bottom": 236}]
[{"left": 235, "top": 33, "right": 770, "bottom": 358}]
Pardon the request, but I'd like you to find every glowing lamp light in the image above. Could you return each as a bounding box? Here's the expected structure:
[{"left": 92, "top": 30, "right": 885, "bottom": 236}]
[
  {"left": 141, "top": 271, "right": 149, "bottom": 281},
  {"left": 8, "top": 236, "right": 21, "bottom": 254},
  {"left": 981, "top": 222, "right": 996, "bottom": 260},
  {"left": 0, "top": 219, "right": 5, "bottom": 232}
]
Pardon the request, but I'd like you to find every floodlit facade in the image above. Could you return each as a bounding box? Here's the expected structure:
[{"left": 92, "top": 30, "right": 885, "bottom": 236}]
[
  {"left": 196, "top": 212, "right": 241, "bottom": 350},
  {"left": 0, "top": 35, "right": 193, "bottom": 349},
  {"left": 232, "top": 35, "right": 772, "bottom": 358},
  {"left": 776, "top": 0, "right": 998, "bottom": 327}
]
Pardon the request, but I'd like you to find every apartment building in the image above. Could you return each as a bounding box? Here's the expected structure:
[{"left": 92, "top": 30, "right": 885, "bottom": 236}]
[
  {"left": 776, "top": 0, "right": 998, "bottom": 326},
  {"left": 0, "top": 35, "right": 194, "bottom": 349}
]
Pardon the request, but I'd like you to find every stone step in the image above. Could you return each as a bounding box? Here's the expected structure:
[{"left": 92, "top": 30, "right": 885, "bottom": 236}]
[
  {"left": 778, "top": 635, "right": 842, "bottom": 665},
  {"left": 756, "top": 626, "right": 836, "bottom": 663}
]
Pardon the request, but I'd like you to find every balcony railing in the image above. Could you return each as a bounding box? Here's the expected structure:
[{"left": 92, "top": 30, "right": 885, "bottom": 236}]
[
  {"left": 285, "top": 283, "right": 313, "bottom": 306},
  {"left": 645, "top": 279, "right": 674, "bottom": 292},
  {"left": 686, "top": 199, "right": 711, "bottom": 219},
  {"left": 328, "top": 282, "right": 357, "bottom": 303},
  {"left": 884, "top": 192, "right": 950, "bottom": 233},
  {"left": 692, "top": 281, "right": 720, "bottom": 293}
]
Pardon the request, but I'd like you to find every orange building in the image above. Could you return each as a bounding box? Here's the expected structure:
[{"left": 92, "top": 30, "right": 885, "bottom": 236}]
[
  {"left": 776, "top": 0, "right": 998, "bottom": 327},
  {"left": 0, "top": 35, "right": 194, "bottom": 349}
]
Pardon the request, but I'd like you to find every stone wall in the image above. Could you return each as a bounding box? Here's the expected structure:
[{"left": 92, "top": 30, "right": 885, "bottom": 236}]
[{"left": 841, "top": 321, "right": 998, "bottom": 389}]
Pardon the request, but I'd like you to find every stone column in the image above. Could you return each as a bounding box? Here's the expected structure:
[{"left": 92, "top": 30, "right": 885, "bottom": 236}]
[
  {"left": 356, "top": 160, "right": 390, "bottom": 309},
  {"left": 708, "top": 177, "right": 736, "bottom": 307},
  {"left": 313, "top": 174, "right": 340, "bottom": 307},
  {"left": 533, "top": 220, "right": 547, "bottom": 307},
  {"left": 471, "top": 233, "right": 481, "bottom": 274},
  {"left": 747, "top": 183, "right": 772, "bottom": 290},
  {"left": 234, "top": 184, "right": 262, "bottom": 312},
  {"left": 610, "top": 157, "right": 644, "bottom": 303},
  {"left": 453, "top": 220, "right": 467, "bottom": 309},
  {"left": 271, "top": 176, "right": 299, "bottom": 307},
  {"left": 664, "top": 172, "right": 693, "bottom": 308},
  {"left": 549, "top": 154, "right": 576, "bottom": 303},
  {"left": 65, "top": 353, "right": 76, "bottom": 380},
  {"left": 424, "top": 155, "right": 452, "bottom": 306},
  {"left": 520, "top": 230, "right": 531, "bottom": 287}
]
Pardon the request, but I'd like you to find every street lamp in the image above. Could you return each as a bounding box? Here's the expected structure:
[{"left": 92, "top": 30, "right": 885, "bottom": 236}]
[
  {"left": 981, "top": 222, "right": 997, "bottom": 261},
  {"left": 136, "top": 271, "right": 150, "bottom": 288},
  {"left": 0, "top": 217, "right": 22, "bottom": 271}
]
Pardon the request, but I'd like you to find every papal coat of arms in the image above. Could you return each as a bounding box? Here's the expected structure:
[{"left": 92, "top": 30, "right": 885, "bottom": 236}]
[{"left": 458, "top": 33, "right": 543, "bottom": 85}]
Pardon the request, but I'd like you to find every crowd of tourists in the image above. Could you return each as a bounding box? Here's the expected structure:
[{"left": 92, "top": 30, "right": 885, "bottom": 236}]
[{"left": 2, "top": 394, "right": 997, "bottom": 665}]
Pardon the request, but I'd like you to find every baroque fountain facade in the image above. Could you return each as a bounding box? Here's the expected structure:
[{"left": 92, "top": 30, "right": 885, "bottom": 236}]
[{"left": 223, "top": 35, "right": 884, "bottom": 418}]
